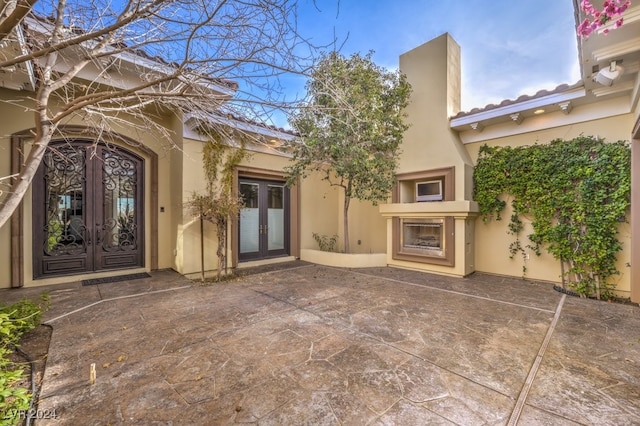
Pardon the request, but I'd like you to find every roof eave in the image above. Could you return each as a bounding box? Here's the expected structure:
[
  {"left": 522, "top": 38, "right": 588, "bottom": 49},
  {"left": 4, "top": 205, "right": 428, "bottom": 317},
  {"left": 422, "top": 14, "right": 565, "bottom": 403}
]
[{"left": 450, "top": 86, "right": 586, "bottom": 130}]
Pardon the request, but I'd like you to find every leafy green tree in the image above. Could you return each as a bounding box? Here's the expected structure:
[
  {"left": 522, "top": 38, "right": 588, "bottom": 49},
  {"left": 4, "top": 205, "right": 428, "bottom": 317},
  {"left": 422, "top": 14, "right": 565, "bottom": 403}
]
[{"left": 286, "top": 52, "right": 411, "bottom": 253}]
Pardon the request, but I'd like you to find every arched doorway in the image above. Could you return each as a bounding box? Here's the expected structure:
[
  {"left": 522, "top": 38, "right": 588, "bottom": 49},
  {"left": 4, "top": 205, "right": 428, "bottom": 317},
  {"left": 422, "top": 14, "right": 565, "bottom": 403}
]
[{"left": 32, "top": 140, "right": 145, "bottom": 278}]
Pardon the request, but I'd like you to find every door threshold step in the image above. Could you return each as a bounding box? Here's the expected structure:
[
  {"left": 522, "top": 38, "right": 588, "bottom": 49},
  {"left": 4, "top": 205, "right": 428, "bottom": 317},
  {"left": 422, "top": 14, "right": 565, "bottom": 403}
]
[{"left": 82, "top": 272, "right": 151, "bottom": 286}]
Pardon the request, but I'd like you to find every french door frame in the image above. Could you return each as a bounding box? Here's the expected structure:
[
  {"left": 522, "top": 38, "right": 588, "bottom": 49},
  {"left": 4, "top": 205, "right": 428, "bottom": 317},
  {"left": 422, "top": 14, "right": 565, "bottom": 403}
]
[
  {"left": 9, "top": 126, "right": 158, "bottom": 288},
  {"left": 32, "top": 140, "right": 145, "bottom": 279},
  {"left": 238, "top": 178, "right": 290, "bottom": 261}
]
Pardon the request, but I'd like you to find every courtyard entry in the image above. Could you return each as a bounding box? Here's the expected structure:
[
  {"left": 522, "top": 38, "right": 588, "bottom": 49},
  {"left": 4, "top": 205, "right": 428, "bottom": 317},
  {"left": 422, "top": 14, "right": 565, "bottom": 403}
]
[
  {"left": 33, "top": 141, "right": 144, "bottom": 278},
  {"left": 238, "top": 178, "right": 289, "bottom": 261}
]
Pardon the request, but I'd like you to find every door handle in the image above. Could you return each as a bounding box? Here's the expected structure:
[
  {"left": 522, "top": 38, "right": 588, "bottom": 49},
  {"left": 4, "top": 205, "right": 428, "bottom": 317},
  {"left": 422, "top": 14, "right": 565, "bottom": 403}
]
[{"left": 96, "top": 225, "right": 102, "bottom": 244}]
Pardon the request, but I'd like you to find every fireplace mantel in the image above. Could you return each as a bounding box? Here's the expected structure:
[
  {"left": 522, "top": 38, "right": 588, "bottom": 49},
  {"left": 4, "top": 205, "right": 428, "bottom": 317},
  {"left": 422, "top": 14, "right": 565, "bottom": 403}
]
[
  {"left": 379, "top": 200, "right": 478, "bottom": 275},
  {"left": 379, "top": 201, "right": 478, "bottom": 218}
]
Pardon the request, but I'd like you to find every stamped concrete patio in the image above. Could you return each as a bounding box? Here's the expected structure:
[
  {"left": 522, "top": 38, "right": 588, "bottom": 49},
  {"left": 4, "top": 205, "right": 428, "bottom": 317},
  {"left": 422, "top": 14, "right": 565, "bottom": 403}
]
[{"left": 6, "top": 262, "right": 640, "bottom": 425}]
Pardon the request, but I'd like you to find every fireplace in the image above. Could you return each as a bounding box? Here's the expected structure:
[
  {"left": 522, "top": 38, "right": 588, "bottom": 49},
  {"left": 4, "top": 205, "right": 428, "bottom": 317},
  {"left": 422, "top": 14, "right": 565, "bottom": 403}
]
[
  {"left": 401, "top": 218, "right": 444, "bottom": 256},
  {"left": 392, "top": 216, "right": 455, "bottom": 266},
  {"left": 381, "top": 166, "right": 477, "bottom": 273}
]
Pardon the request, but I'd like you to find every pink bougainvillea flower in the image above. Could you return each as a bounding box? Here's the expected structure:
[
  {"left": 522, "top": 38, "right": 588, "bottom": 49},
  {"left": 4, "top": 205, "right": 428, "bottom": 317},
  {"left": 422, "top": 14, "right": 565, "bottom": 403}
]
[{"left": 578, "top": 0, "right": 632, "bottom": 38}]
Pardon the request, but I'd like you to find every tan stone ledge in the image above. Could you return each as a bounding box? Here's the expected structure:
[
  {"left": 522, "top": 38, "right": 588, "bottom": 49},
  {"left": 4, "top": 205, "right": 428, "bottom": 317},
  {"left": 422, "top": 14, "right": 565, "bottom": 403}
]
[
  {"left": 300, "top": 249, "right": 387, "bottom": 268},
  {"left": 379, "top": 201, "right": 479, "bottom": 218}
]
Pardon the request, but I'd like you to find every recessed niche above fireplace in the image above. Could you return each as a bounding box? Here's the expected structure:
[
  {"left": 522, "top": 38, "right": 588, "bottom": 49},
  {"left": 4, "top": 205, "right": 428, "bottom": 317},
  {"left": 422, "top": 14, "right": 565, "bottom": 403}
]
[
  {"left": 394, "top": 166, "right": 454, "bottom": 203},
  {"left": 381, "top": 166, "right": 477, "bottom": 273}
]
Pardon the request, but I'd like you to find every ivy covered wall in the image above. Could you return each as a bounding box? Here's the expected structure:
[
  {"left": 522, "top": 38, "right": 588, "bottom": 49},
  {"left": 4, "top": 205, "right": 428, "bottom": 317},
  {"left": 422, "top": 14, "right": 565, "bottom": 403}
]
[{"left": 473, "top": 136, "right": 631, "bottom": 299}]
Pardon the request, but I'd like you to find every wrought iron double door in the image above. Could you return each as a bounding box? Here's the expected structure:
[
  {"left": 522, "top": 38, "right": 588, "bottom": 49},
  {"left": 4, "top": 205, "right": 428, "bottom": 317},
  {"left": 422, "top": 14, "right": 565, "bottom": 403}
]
[{"left": 33, "top": 141, "right": 144, "bottom": 278}]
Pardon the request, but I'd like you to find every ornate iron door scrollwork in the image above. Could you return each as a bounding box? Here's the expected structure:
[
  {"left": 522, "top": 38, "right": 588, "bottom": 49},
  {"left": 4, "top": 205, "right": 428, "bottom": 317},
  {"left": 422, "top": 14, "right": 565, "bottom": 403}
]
[
  {"left": 41, "top": 146, "right": 88, "bottom": 257},
  {"left": 33, "top": 141, "right": 144, "bottom": 278}
]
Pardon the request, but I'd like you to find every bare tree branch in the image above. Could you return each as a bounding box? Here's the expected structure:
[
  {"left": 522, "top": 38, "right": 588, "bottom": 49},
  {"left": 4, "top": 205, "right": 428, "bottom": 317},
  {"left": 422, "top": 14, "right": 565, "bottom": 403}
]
[
  {"left": 0, "top": 0, "right": 333, "bottom": 229},
  {"left": 0, "top": 0, "right": 37, "bottom": 41}
]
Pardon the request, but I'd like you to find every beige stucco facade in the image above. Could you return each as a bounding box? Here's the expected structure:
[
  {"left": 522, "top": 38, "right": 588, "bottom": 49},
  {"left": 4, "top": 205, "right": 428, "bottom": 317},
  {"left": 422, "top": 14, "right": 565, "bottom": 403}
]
[
  {"left": 379, "top": 34, "right": 478, "bottom": 278},
  {"left": 2, "top": 2, "right": 639, "bottom": 303},
  {"left": 0, "top": 96, "right": 182, "bottom": 287},
  {"left": 464, "top": 115, "right": 634, "bottom": 295},
  {"left": 383, "top": 7, "right": 638, "bottom": 300}
]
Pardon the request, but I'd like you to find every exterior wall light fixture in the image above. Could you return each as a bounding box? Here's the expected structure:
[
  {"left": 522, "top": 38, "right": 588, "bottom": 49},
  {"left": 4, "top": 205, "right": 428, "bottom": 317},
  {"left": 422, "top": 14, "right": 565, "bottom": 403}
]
[{"left": 595, "top": 60, "right": 624, "bottom": 86}]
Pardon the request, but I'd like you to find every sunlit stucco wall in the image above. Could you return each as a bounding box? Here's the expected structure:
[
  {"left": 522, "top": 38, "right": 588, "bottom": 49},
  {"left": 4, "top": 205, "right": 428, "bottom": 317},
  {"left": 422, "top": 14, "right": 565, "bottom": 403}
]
[
  {"left": 0, "top": 88, "right": 27, "bottom": 288},
  {"left": 464, "top": 113, "right": 634, "bottom": 296},
  {"left": 381, "top": 33, "right": 476, "bottom": 277},
  {"left": 397, "top": 33, "right": 474, "bottom": 200},
  {"left": 174, "top": 141, "right": 311, "bottom": 276},
  {"left": 0, "top": 89, "right": 179, "bottom": 288}
]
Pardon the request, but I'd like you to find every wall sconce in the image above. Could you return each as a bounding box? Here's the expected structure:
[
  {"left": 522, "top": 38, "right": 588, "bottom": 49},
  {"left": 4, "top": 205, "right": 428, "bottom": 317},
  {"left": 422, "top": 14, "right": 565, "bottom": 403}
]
[{"left": 595, "top": 60, "right": 623, "bottom": 86}]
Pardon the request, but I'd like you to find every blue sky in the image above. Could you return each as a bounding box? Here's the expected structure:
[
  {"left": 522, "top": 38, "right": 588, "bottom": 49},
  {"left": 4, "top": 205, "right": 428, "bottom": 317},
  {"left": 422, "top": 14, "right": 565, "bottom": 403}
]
[{"left": 290, "top": 0, "right": 580, "bottom": 113}]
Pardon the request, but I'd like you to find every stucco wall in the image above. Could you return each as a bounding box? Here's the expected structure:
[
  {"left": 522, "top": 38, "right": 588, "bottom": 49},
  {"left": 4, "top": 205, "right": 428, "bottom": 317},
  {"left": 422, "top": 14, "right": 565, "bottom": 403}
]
[
  {"left": 0, "top": 91, "right": 180, "bottom": 288},
  {"left": 0, "top": 91, "right": 39, "bottom": 288},
  {"left": 342, "top": 197, "right": 387, "bottom": 254},
  {"left": 298, "top": 171, "right": 340, "bottom": 252},
  {"left": 398, "top": 34, "right": 473, "bottom": 200},
  {"left": 296, "top": 171, "right": 387, "bottom": 255},
  {"left": 173, "top": 142, "right": 307, "bottom": 276},
  {"left": 465, "top": 113, "right": 634, "bottom": 295},
  {"left": 464, "top": 114, "right": 634, "bottom": 162}
]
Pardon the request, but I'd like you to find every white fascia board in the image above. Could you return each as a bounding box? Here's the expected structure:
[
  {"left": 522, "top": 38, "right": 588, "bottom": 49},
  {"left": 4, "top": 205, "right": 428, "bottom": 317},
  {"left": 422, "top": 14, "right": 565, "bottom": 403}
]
[
  {"left": 450, "top": 87, "right": 586, "bottom": 128},
  {"left": 457, "top": 96, "right": 631, "bottom": 144},
  {"left": 15, "top": 26, "right": 35, "bottom": 91},
  {"left": 631, "top": 72, "right": 640, "bottom": 112}
]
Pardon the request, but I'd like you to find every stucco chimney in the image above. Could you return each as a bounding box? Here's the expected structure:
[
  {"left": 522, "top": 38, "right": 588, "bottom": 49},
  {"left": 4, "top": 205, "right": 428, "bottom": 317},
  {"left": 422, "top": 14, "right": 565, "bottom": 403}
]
[{"left": 399, "top": 33, "right": 473, "bottom": 201}]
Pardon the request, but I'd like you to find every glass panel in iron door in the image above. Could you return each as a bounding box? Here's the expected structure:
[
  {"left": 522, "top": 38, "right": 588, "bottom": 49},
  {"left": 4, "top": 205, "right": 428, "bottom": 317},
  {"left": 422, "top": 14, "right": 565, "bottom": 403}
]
[
  {"left": 95, "top": 149, "right": 144, "bottom": 270},
  {"left": 34, "top": 146, "right": 91, "bottom": 277},
  {"left": 239, "top": 182, "right": 260, "bottom": 256}
]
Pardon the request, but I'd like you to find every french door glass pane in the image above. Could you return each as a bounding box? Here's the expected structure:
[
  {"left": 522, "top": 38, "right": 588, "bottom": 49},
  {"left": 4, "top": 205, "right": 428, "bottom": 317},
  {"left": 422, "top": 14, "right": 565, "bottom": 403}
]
[
  {"left": 240, "top": 183, "right": 259, "bottom": 254},
  {"left": 267, "top": 184, "right": 284, "bottom": 251},
  {"left": 102, "top": 151, "right": 138, "bottom": 250},
  {"left": 42, "top": 147, "right": 86, "bottom": 255}
]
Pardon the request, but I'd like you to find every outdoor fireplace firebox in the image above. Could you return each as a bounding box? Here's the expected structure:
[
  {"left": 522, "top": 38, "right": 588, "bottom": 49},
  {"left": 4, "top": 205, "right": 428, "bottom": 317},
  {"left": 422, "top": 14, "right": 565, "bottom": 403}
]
[
  {"left": 401, "top": 218, "right": 444, "bottom": 257},
  {"left": 393, "top": 216, "right": 454, "bottom": 266}
]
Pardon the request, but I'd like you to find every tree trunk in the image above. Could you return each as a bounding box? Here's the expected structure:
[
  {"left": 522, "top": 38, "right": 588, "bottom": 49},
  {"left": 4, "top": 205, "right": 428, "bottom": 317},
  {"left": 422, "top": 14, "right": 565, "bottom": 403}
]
[
  {"left": 343, "top": 194, "right": 351, "bottom": 253},
  {"left": 224, "top": 218, "right": 229, "bottom": 277},
  {"left": 200, "top": 215, "right": 205, "bottom": 282},
  {"left": 216, "top": 219, "right": 226, "bottom": 282},
  {"left": 0, "top": 131, "right": 53, "bottom": 230}
]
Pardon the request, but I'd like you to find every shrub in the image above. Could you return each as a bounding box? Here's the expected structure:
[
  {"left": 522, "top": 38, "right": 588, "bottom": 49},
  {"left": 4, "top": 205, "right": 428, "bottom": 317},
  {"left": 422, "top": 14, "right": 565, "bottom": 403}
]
[
  {"left": 0, "top": 296, "right": 49, "bottom": 425},
  {"left": 312, "top": 232, "right": 339, "bottom": 252}
]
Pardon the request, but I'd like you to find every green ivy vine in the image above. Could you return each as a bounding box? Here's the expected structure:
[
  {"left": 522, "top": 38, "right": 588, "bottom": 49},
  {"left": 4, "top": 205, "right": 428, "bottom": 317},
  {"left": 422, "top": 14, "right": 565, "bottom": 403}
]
[{"left": 474, "top": 136, "right": 631, "bottom": 300}]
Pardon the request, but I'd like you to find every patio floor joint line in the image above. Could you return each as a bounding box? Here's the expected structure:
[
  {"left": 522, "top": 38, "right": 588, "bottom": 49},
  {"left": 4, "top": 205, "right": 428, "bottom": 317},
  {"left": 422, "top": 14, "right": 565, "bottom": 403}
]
[
  {"left": 44, "top": 285, "right": 192, "bottom": 324},
  {"left": 507, "top": 294, "right": 566, "bottom": 425},
  {"left": 338, "top": 267, "right": 557, "bottom": 314}
]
